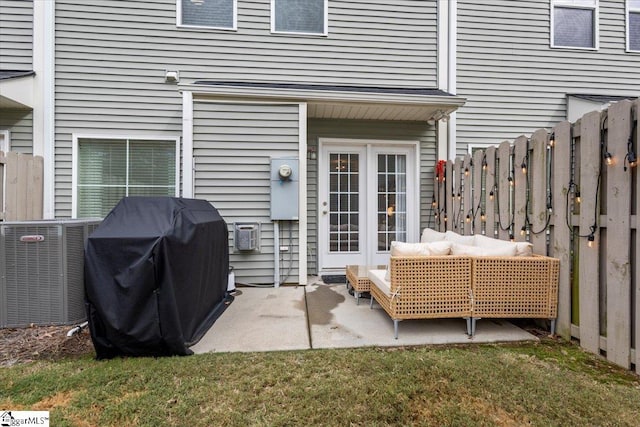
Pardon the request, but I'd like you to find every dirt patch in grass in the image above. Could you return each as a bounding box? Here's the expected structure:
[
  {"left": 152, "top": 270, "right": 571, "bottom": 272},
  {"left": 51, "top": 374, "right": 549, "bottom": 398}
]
[{"left": 0, "top": 325, "right": 94, "bottom": 366}]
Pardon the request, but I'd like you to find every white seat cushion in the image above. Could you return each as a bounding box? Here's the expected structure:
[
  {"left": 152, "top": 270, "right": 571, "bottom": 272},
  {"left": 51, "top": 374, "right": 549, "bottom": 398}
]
[
  {"left": 368, "top": 269, "right": 392, "bottom": 297},
  {"left": 390, "top": 240, "right": 452, "bottom": 257}
]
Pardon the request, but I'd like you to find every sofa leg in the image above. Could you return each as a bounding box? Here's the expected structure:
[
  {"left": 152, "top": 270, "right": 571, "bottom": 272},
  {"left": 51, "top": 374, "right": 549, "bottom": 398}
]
[
  {"left": 465, "top": 317, "right": 471, "bottom": 336},
  {"left": 550, "top": 319, "right": 556, "bottom": 336},
  {"left": 369, "top": 295, "right": 374, "bottom": 309},
  {"left": 471, "top": 318, "right": 478, "bottom": 337},
  {"left": 355, "top": 291, "right": 360, "bottom": 305},
  {"left": 394, "top": 319, "right": 399, "bottom": 339}
]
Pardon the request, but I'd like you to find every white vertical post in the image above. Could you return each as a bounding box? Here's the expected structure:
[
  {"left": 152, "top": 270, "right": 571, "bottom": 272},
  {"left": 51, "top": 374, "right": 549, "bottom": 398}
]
[
  {"left": 298, "top": 103, "right": 308, "bottom": 285},
  {"left": 182, "top": 91, "right": 194, "bottom": 198}
]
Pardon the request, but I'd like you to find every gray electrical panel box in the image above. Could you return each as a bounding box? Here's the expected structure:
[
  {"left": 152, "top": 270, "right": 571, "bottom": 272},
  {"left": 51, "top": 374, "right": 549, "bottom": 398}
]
[{"left": 270, "top": 157, "right": 299, "bottom": 220}]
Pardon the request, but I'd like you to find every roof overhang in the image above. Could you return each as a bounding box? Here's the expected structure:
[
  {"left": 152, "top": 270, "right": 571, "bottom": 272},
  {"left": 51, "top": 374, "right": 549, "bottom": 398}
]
[
  {"left": 0, "top": 71, "right": 35, "bottom": 109},
  {"left": 181, "top": 81, "right": 465, "bottom": 122}
]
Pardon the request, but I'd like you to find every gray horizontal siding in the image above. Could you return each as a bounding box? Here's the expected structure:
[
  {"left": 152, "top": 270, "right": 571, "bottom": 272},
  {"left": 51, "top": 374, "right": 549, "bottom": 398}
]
[
  {"left": 193, "top": 102, "right": 300, "bottom": 284},
  {"left": 0, "top": 109, "right": 33, "bottom": 154},
  {"left": 0, "top": 0, "right": 33, "bottom": 70},
  {"left": 306, "top": 119, "right": 436, "bottom": 275},
  {"left": 53, "top": 0, "right": 438, "bottom": 218},
  {"left": 456, "top": 0, "right": 640, "bottom": 148}
]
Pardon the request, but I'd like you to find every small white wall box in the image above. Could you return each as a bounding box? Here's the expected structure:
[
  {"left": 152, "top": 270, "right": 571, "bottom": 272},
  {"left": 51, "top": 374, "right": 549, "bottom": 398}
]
[{"left": 234, "top": 222, "right": 260, "bottom": 251}]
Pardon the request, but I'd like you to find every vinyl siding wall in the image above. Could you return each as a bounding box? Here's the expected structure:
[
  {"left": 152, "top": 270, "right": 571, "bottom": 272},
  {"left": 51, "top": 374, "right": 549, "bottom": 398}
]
[
  {"left": 306, "top": 119, "right": 437, "bottom": 274},
  {"left": 0, "top": 109, "right": 32, "bottom": 154},
  {"left": 0, "top": 0, "right": 33, "bottom": 70},
  {"left": 193, "top": 101, "right": 300, "bottom": 284},
  {"left": 53, "top": 0, "right": 438, "bottom": 218},
  {"left": 456, "top": 0, "right": 640, "bottom": 148}
]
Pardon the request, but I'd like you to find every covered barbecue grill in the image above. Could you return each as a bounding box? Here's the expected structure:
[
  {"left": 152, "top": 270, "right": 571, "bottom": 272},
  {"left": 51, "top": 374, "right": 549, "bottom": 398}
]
[{"left": 84, "top": 197, "right": 231, "bottom": 359}]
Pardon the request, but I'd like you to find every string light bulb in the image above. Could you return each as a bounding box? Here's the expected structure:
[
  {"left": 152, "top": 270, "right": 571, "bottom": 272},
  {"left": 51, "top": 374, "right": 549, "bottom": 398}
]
[
  {"left": 575, "top": 191, "right": 581, "bottom": 204},
  {"left": 508, "top": 176, "right": 514, "bottom": 186},
  {"left": 489, "top": 190, "right": 494, "bottom": 201},
  {"left": 521, "top": 161, "right": 527, "bottom": 174},
  {"left": 480, "top": 211, "right": 486, "bottom": 222},
  {"left": 432, "top": 197, "right": 437, "bottom": 208},
  {"left": 482, "top": 158, "right": 487, "bottom": 171},
  {"left": 509, "top": 233, "right": 515, "bottom": 242},
  {"left": 520, "top": 226, "right": 526, "bottom": 236},
  {"left": 466, "top": 214, "right": 471, "bottom": 223},
  {"left": 587, "top": 234, "right": 595, "bottom": 248},
  {"left": 604, "top": 151, "right": 613, "bottom": 166},
  {"left": 464, "top": 167, "right": 470, "bottom": 177},
  {"left": 548, "top": 132, "right": 555, "bottom": 148}
]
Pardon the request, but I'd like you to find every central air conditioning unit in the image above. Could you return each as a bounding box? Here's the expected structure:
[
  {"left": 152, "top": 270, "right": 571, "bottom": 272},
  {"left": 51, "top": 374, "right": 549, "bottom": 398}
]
[{"left": 0, "top": 219, "right": 101, "bottom": 328}]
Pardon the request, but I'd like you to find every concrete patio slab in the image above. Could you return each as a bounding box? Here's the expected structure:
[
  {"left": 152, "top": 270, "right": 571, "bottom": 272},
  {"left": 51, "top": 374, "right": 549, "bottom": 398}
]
[
  {"left": 191, "top": 279, "right": 538, "bottom": 354},
  {"left": 190, "top": 286, "right": 310, "bottom": 354},
  {"left": 306, "top": 282, "right": 538, "bottom": 349}
]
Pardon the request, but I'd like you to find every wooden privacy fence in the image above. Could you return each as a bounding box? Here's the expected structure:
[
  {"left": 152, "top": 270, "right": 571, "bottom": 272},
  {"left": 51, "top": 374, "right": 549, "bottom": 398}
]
[
  {"left": 0, "top": 150, "right": 44, "bottom": 221},
  {"left": 431, "top": 99, "right": 640, "bottom": 373}
]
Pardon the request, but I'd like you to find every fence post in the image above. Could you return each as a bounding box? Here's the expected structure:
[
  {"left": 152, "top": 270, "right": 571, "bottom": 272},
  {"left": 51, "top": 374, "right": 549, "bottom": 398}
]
[
  {"left": 634, "top": 99, "right": 640, "bottom": 375},
  {"left": 463, "top": 154, "right": 473, "bottom": 235},
  {"left": 605, "top": 100, "right": 633, "bottom": 368},
  {"left": 552, "top": 121, "right": 573, "bottom": 339},
  {"left": 578, "top": 110, "right": 603, "bottom": 355},
  {"left": 472, "top": 149, "right": 484, "bottom": 235}
]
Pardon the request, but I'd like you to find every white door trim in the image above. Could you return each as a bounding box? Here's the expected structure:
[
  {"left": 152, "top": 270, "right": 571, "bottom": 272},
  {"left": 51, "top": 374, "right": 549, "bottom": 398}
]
[{"left": 317, "top": 138, "right": 420, "bottom": 273}]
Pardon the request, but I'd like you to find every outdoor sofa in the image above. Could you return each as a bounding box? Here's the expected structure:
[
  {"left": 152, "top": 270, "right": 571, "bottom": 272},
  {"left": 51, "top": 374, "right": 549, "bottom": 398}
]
[{"left": 367, "top": 229, "right": 560, "bottom": 339}]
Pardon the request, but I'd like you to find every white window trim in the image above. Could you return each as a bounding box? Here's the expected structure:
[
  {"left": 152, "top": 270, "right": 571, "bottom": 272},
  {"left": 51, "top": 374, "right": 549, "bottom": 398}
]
[
  {"left": 176, "top": 0, "right": 238, "bottom": 31},
  {"left": 627, "top": 0, "right": 640, "bottom": 52},
  {"left": 270, "top": 0, "right": 328, "bottom": 36},
  {"left": 0, "top": 130, "right": 9, "bottom": 152},
  {"left": 72, "top": 134, "right": 180, "bottom": 218},
  {"left": 550, "top": 0, "right": 599, "bottom": 50}
]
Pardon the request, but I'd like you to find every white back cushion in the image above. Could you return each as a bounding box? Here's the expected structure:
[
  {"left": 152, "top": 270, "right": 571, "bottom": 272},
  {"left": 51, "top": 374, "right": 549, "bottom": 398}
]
[
  {"left": 444, "top": 230, "right": 476, "bottom": 245},
  {"left": 420, "top": 227, "right": 446, "bottom": 243},
  {"left": 451, "top": 243, "right": 517, "bottom": 257},
  {"left": 474, "top": 234, "right": 533, "bottom": 256}
]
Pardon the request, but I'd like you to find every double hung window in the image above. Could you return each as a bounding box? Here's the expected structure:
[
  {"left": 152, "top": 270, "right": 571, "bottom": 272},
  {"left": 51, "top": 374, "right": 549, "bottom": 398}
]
[
  {"left": 178, "top": 0, "right": 236, "bottom": 30},
  {"left": 272, "top": 0, "right": 327, "bottom": 35},
  {"left": 629, "top": 0, "right": 640, "bottom": 52},
  {"left": 551, "top": 0, "right": 598, "bottom": 49},
  {"left": 75, "top": 137, "right": 178, "bottom": 218}
]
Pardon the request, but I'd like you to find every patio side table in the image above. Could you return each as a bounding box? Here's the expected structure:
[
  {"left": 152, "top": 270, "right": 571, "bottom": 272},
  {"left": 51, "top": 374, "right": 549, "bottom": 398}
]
[{"left": 346, "top": 264, "right": 387, "bottom": 305}]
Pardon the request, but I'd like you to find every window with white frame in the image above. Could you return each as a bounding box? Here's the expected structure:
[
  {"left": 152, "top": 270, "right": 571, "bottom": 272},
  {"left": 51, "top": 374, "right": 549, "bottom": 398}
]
[
  {"left": 629, "top": 0, "right": 640, "bottom": 52},
  {"left": 75, "top": 137, "right": 178, "bottom": 218},
  {"left": 272, "top": 0, "right": 327, "bottom": 35},
  {"left": 0, "top": 130, "right": 9, "bottom": 152},
  {"left": 178, "top": 0, "right": 236, "bottom": 30},
  {"left": 551, "top": 0, "right": 598, "bottom": 49}
]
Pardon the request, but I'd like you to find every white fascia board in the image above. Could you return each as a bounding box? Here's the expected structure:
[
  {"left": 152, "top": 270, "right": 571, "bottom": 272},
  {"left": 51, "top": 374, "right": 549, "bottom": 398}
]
[{"left": 182, "top": 83, "right": 465, "bottom": 108}]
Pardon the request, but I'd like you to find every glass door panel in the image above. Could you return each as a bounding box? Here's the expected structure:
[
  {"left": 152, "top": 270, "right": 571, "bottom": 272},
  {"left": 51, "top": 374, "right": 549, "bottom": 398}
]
[{"left": 376, "top": 154, "right": 407, "bottom": 251}]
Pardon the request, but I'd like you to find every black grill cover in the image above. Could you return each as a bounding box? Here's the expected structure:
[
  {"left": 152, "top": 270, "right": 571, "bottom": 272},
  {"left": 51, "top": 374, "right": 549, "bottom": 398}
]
[{"left": 84, "top": 197, "right": 230, "bottom": 359}]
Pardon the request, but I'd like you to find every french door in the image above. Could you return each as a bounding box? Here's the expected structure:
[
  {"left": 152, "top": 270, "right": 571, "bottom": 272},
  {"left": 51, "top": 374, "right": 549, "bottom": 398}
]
[{"left": 318, "top": 140, "right": 418, "bottom": 272}]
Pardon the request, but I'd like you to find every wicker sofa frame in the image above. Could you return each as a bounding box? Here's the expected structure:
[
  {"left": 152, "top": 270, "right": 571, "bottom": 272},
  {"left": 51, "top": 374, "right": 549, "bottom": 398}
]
[
  {"left": 368, "top": 256, "right": 473, "bottom": 339},
  {"left": 368, "top": 254, "right": 559, "bottom": 339}
]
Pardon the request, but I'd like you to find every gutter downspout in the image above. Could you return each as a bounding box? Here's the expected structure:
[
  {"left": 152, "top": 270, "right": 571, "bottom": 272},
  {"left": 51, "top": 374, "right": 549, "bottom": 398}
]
[{"left": 447, "top": 0, "right": 458, "bottom": 161}]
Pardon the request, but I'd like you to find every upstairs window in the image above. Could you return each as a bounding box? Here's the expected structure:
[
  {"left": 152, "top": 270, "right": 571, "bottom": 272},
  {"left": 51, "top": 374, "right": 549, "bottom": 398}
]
[
  {"left": 178, "top": 0, "right": 236, "bottom": 30},
  {"left": 551, "top": 0, "right": 598, "bottom": 49},
  {"left": 272, "top": 0, "right": 327, "bottom": 35},
  {"left": 629, "top": 0, "right": 640, "bottom": 52}
]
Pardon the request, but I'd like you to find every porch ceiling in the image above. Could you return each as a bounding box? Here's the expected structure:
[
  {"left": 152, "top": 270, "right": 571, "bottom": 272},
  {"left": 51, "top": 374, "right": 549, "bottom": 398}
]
[{"left": 184, "top": 81, "right": 465, "bottom": 122}]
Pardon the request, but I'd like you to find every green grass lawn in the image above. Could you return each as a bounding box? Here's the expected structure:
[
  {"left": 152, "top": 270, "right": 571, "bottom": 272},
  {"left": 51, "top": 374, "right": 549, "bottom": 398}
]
[{"left": 1, "top": 339, "right": 639, "bottom": 426}]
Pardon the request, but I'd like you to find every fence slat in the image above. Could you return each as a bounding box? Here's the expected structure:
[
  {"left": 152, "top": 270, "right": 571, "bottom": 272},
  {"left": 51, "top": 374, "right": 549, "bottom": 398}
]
[
  {"left": 0, "top": 151, "right": 5, "bottom": 220},
  {"left": 453, "top": 158, "right": 462, "bottom": 232},
  {"left": 514, "top": 136, "right": 528, "bottom": 242},
  {"left": 530, "top": 129, "right": 548, "bottom": 254},
  {"left": 446, "top": 160, "right": 453, "bottom": 231},
  {"left": 552, "top": 121, "right": 573, "bottom": 339},
  {"left": 472, "top": 149, "right": 484, "bottom": 235},
  {"left": 463, "top": 154, "right": 473, "bottom": 235},
  {"left": 578, "top": 110, "right": 603, "bottom": 355},
  {"left": 497, "top": 141, "right": 511, "bottom": 240},
  {"left": 485, "top": 146, "right": 496, "bottom": 237},
  {"left": 605, "top": 100, "right": 633, "bottom": 368}
]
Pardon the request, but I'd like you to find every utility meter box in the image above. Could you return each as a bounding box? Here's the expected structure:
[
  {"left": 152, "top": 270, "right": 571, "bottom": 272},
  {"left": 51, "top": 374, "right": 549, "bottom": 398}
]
[{"left": 270, "top": 157, "right": 299, "bottom": 220}]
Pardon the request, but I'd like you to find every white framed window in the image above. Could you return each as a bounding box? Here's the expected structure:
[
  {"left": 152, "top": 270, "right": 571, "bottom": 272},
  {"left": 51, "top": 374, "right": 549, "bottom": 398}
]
[
  {"left": 0, "top": 130, "right": 9, "bottom": 152},
  {"left": 628, "top": 0, "right": 640, "bottom": 52},
  {"left": 271, "top": 0, "right": 327, "bottom": 36},
  {"left": 72, "top": 136, "right": 180, "bottom": 218},
  {"left": 551, "top": 0, "right": 599, "bottom": 50},
  {"left": 177, "top": 0, "right": 237, "bottom": 30}
]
